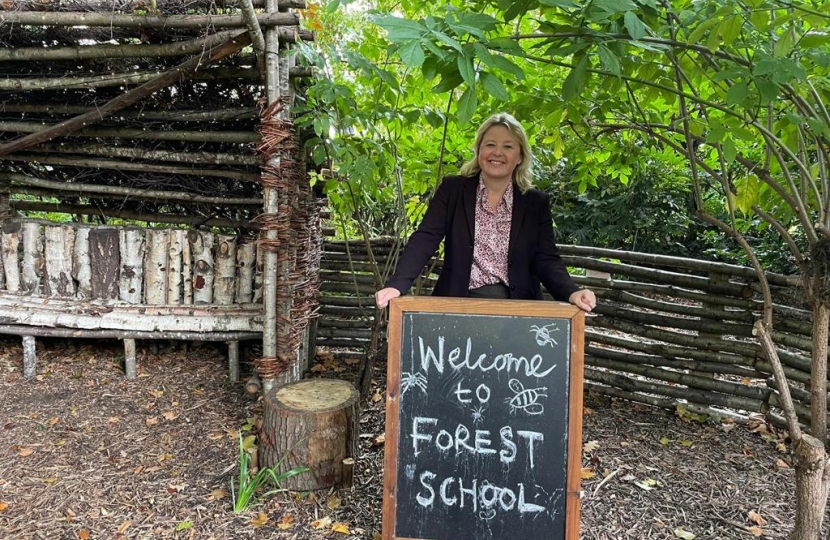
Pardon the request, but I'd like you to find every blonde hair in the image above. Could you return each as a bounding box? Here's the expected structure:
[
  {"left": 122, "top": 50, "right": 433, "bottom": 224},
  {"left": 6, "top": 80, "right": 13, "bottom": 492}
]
[{"left": 458, "top": 112, "right": 534, "bottom": 193}]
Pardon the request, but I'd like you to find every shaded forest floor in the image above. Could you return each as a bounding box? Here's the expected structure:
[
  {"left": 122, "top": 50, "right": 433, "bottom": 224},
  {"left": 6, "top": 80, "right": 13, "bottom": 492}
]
[{"left": 0, "top": 337, "right": 807, "bottom": 539}]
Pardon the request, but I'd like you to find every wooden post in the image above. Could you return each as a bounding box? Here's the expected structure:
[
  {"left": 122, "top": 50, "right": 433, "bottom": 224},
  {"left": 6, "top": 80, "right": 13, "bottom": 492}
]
[
  {"left": 73, "top": 225, "right": 92, "bottom": 298},
  {"left": 228, "top": 340, "right": 240, "bottom": 382},
  {"left": 144, "top": 229, "right": 169, "bottom": 304},
  {"left": 236, "top": 240, "right": 256, "bottom": 303},
  {"left": 119, "top": 228, "right": 145, "bottom": 304},
  {"left": 44, "top": 225, "right": 76, "bottom": 297},
  {"left": 189, "top": 230, "right": 215, "bottom": 304},
  {"left": 89, "top": 226, "right": 120, "bottom": 300},
  {"left": 182, "top": 231, "right": 193, "bottom": 305},
  {"left": 260, "top": 379, "right": 359, "bottom": 491},
  {"left": 22, "top": 335, "right": 36, "bottom": 378},
  {"left": 167, "top": 229, "right": 184, "bottom": 304},
  {"left": 124, "top": 338, "right": 137, "bottom": 379},
  {"left": 21, "top": 221, "right": 43, "bottom": 294},
  {"left": 2, "top": 224, "right": 21, "bottom": 292},
  {"left": 213, "top": 234, "right": 237, "bottom": 305}
]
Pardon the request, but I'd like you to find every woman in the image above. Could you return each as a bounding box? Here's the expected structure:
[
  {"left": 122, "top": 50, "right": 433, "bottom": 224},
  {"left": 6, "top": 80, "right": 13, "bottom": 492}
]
[{"left": 375, "top": 112, "right": 596, "bottom": 312}]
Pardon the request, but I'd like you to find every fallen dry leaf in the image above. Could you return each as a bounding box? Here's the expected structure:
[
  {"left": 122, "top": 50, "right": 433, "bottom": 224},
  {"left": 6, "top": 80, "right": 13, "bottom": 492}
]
[
  {"left": 372, "top": 389, "right": 383, "bottom": 403},
  {"left": 278, "top": 514, "right": 295, "bottom": 530},
  {"left": 47, "top": 417, "right": 59, "bottom": 426},
  {"left": 748, "top": 526, "right": 763, "bottom": 537},
  {"left": 251, "top": 513, "right": 268, "bottom": 527},
  {"left": 117, "top": 520, "right": 131, "bottom": 534},
  {"left": 162, "top": 411, "right": 177, "bottom": 421},
  {"left": 373, "top": 433, "right": 386, "bottom": 446},
  {"left": 332, "top": 522, "right": 350, "bottom": 534},
  {"left": 0, "top": 501, "right": 7, "bottom": 512},
  {"left": 581, "top": 467, "right": 596, "bottom": 479},
  {"left": 145, "top": 417, "right": 159, "bottom": 426},
  {"left": 79, "top": 530, "right": 90, "bottom": 540},
  {"left": 108, "top": 416, "right": 120, "bottom": 424},
  {"left": 583, "top": 440, "right": 599, "bottom": 453},
  {"left": 776, "top": 458, "right": 790, "bottom": 468},
  {"left": 327, "top": 496, "right": 342, "bottom": 510},
  {"left": 207, "top": 488, "right": 227, "bottom": 501},
  {"left": 18, "top": 447, "right": 34, "bottom": 457},
  {"left": 312, "top": 516, "right": 333, "bottom": 530},
  {"left": 149, "top": 389, "right": 164, "bottom": 398},
  {"left": 748, "top": 510, "right": 767, "bottom": 526}
]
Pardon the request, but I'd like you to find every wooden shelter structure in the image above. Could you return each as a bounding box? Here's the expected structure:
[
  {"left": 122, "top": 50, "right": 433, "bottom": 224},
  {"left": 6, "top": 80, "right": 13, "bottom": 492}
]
[{"left": 0, "top": 0, "right": 321, "bottom": 392}]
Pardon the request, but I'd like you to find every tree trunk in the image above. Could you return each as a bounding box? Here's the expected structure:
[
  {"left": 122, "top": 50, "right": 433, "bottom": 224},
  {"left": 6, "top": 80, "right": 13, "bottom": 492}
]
[
  {"left": 790, "top": 435, "right": 829, "bottom": 540},
  {"left": 119, "top": 228, "right": 145, "bottom": 304},
  {"left": 259, "top": 379, "right": 359, "bottom": 491},
  {"left": 182, "top": 235, "right": 193, "bottom": 305},
  {"left": 810, "top": 305, "right": 829, "bottom": 443}
]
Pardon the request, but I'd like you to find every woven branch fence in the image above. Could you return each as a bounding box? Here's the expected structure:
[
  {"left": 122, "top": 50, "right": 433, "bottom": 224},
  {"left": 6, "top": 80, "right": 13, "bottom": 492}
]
[{"left": 315, "top": 237, "right": 816, "bottom": 428}]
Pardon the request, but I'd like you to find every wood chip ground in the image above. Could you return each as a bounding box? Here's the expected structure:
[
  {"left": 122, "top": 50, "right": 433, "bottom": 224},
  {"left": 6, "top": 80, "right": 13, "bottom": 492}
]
[{"left": 0, "top": 337, "right": 817, "bottom": 539}]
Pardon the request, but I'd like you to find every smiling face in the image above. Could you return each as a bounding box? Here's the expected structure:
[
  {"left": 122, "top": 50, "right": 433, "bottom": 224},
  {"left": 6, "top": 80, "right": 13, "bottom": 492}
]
[{"left": 477, "top": 125, "right": 523, "bottom": 185}]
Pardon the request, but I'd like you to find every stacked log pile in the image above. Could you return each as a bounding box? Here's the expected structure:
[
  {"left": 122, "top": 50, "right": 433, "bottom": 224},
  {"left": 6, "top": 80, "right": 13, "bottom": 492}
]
[{"left": 316, "top": 238, "right": 816, "bottom": 428}]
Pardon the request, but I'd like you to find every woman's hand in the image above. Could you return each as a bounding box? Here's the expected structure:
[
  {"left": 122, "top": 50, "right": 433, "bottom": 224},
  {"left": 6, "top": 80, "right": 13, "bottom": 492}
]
[
  {"left": 569, "top": 289, "right": 597, "bottom": 312},
  {"left": 375, "top": 287, "right": 402, "bottom": 309}
]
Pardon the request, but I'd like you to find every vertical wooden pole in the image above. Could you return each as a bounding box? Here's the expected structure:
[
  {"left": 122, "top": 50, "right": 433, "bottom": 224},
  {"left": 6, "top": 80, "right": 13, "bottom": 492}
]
[
  {"left": 261, "top": 0, "right": 281, "bottom": 395},
  {"left": 73, "top": 225, "right": 92, "bottom": 298},
  {"left": 119, "top": 228, "right": 145, "bottom": 304},
  {"left": 21, "top": 221, "right": 43, "bottom": 294},
  {"left": 22, "top": 335, "right": 36, "bottom": 378},
  {"left": 228, "top": 340, "right": 240, "bottom": 382},
  {"left": 124, "top": 338, "right": 137, "bottom": 379},
  {"left": 2, "top": 224, "right": 22, "bottom": 292}
]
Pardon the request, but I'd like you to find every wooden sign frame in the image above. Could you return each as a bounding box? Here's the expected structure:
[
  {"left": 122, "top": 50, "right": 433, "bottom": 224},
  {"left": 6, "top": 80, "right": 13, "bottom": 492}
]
[{"left": 382, "top": 296, "right": 584, "bottom": 540}]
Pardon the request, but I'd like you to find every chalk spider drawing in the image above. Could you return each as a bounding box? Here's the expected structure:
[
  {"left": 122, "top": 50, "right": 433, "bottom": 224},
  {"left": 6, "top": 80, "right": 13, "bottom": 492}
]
[
  {"left": 507, "top": 378, "right": 547, "bottom": 415},
  {"left": 471, "top": 406, "right": 486, "bottom": 424},
  {"left": 400, "top": 371, "right": 428, "bottom": 395},
  {"left": 530, "top": 323, "right": 560, "bottom": 347}
]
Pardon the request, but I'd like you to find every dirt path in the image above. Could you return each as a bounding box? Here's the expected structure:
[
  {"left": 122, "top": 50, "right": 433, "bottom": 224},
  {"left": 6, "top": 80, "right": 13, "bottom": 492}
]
[{"left": 0, "top": 337, "right": 805, "bottom": 539}]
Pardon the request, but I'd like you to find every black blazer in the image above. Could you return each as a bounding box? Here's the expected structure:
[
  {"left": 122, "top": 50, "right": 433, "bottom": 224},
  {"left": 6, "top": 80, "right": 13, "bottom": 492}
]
[{"left": 385, "top": 174, "right": 580, "bottom": 301}]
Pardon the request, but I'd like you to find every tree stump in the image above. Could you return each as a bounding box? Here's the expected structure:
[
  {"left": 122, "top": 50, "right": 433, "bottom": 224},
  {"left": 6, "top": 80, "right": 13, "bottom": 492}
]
[{"left": 260, "top": 379, "right": 359, "bottom": 491}]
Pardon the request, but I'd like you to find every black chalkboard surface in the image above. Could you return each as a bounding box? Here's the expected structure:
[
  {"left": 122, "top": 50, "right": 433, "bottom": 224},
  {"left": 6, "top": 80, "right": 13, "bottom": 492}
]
[{"left": 383, "top": 297, "right": 584, "bottom": 540}]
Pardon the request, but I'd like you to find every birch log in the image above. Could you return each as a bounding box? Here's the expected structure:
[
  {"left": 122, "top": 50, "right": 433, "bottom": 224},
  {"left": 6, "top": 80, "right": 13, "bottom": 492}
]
[
  {"left": 20, "top": 221, "right": 43, "bottom": 294},
  {"left": 119, "top": 228, "right": 145, "bottom": 303},
  {"left": 89, "top": 227, "right": 119, "bottom": 299},
  {"left": 0, "top": 244, "right": 4, "bottom": 290},
  {"left": 167, "top": 229, "right": 184, "bottom": 304},
  {"left": 189, "top": 230, "right": 214, "bottom": 304},
  {"left": 144, "top": 229, "right": 170, "bottom": 304},
  {"left": 253, "top": 242, "right": 264, "bottom": 303},
  {"left": 73, "top": 226, "right": 92, "bottom": 299},
  {"left": 22, "top": 335, "right": 36, "bottom": 378},
  {"left": 213, "top": 235, "right": 237, "bottom": 305},
  {"left": 236, "top": 240, "right": 256, "bottom": 303},
  {"left": 1, "top": 228, "right": 21, "bottom": 291},
  {"left": 182, "top": 232, "right": 193, "bottom": 305},
  {"left": 44, "top": 225, "right": 76, "bottom": 297}
]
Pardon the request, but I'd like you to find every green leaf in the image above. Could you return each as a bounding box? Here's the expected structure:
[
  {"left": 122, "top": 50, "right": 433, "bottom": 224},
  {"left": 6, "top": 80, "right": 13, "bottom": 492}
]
[
  {"left": 722, "top": 137, "right": 737, "bottom": 163},
  {"left": 755, "top": 78, "right": 779, "bottom": 103},
  {"left": 623, "top": 11, "right": 648, "bottom": 40},
  {"left": 735, "top": 174, "right": 761, "bottom": 214},
  {"left": 432, "top": 30, "right": 463, "bottom": 52},
  {"left": 398, "top": 40, "right": 425, "bottom": 67},
  {"left": 562, "top": 54, "right": 589, "bottom": 101},
  {"left": 686, "top": 18, "right": 719, "bottom": 44},
  {"left": 176, "top": 521, "right": 194, "bottom": 531},
  {"left": 491, "top": 55, "right": 526, "bottom": 79},
  {"left": 597, "top": 44, "right": 621, "bottom": 76},
  {"left": 674, "top": 527, "right": 696, "bottom": 540},
  {"left": 774, "top": 30, "right": 794, "bottom": 58},
  {"left": 800, "top": 33, "right": 830, "bottom": 48},
  {"left": 538, "top": 0, "right": 578, "bottom": 7},
  {"left": 720, "top": 15, "right": 743, "bottom": 46},
  {"left": 375, "top": 16, "right": 425, "bottom": 41},
  {"left": 457, "top": 85, "right": 477, "bottom": 125},
  {"left": 432, "top": 66, "right": 464, "bottom": 93},
  {"left": 457, "top": 53, "right": 476, "bottom": 86},
  {"left": 725, "top": 82, "right": 748, "bottom": 106},
  {"left": 480, "top": 71, "right": 509, "bottom": 101}
]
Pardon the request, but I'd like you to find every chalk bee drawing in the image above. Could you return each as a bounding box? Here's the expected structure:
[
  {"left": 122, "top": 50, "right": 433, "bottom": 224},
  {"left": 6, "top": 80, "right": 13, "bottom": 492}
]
[
  {"left": 529, "top": 323, "right": 560, "bottom": 347},
  {"left": 507, "top": 378, "right": 548, "bottom": 415},
  {"left": 400, "top": 371, "right": 428, "bottom": 395}
]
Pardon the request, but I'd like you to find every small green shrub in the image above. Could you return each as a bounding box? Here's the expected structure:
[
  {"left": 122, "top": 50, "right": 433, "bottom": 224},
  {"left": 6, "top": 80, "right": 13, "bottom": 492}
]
[{"left": 230, "top": 434, "right": 309, "bottom": 513}]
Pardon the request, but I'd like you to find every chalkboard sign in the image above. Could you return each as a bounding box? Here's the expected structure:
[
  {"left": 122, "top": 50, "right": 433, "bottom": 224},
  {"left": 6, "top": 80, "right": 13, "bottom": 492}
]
[{"left": 382, "top": 297, "right": 584, "bottom": 540}]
